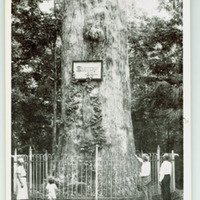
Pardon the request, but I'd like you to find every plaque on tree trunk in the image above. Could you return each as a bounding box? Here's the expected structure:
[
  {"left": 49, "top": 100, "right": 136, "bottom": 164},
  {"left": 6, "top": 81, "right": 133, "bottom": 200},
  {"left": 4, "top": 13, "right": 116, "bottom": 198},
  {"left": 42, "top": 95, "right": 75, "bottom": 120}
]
[{"left": 72, "top": 60, "right": 102, "bottom": 80}]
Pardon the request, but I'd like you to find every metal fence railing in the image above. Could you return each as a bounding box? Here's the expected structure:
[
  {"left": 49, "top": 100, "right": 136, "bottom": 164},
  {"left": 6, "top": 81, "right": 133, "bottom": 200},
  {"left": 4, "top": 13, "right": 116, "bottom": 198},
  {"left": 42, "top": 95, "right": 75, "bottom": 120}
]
[{"left": 12, "top": 145, "right": 177, "bottom": 200}]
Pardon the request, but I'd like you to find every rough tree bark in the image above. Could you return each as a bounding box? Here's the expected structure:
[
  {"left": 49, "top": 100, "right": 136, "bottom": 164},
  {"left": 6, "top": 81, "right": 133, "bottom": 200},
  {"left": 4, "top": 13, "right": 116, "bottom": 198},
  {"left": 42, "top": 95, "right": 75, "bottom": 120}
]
[{"left": 56, "top": 0, "right": 139, "bottom": 194}]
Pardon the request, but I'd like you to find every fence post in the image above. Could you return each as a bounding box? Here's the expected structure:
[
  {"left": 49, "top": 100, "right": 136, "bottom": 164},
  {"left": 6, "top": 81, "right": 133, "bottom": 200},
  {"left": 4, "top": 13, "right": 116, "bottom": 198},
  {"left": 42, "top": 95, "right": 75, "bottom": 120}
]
[
  {"left": 95, "top": 144, "right": 99, "bottom": 200},
  {"left": 171, "top": 150, "right": 175, "bottom": 192},
  {"left": 157, "top": 145, "right": 160, "bottom": 194},
  {"left": 45, "top": 150, "right": 48, "bottom": 178},
  {"left": 29, "top": 146, "right": 32, "bottom": 193},
  {"left": 141, "top": 149, "right": 143, "bottom": 157},
  {"left": 14, "top": 148, "right": 17, "bottom": 194}
]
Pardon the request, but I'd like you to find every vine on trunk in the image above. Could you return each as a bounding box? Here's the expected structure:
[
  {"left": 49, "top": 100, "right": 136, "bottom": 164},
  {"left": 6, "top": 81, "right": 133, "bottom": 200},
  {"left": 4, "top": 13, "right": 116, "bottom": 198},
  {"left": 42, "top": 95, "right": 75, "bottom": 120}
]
[{"left": 65, "top": 75, "right": 106, "bottom": 154}]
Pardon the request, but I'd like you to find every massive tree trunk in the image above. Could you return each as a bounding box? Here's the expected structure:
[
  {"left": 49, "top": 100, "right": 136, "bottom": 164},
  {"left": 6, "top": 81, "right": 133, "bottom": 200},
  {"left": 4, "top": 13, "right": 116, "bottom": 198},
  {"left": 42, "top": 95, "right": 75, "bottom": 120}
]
[
  {"left": 60, "top": 0, "right": 135, "bottom": 156},
  {"left": 57, "top": 0, "right": 139, "bottom": 195}
]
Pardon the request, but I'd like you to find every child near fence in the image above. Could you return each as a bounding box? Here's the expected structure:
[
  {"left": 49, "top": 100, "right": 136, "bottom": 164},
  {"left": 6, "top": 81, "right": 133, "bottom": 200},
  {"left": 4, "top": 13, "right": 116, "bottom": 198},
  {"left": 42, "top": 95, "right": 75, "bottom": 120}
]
[{"left": 46, "top": 177, "right": 58, "bottom": 200}]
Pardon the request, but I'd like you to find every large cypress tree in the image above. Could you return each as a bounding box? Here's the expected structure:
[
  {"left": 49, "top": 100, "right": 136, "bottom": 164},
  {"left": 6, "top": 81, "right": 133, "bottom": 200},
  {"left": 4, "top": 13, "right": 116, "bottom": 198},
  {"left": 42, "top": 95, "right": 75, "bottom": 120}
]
[{"left": 56, "top": 0, "right": 139, "bottom": 195}]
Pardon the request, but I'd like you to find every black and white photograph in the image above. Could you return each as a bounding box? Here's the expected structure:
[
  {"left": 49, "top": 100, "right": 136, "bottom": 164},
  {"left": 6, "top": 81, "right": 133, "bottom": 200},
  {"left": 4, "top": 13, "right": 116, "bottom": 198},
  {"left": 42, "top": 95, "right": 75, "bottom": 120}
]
[{"left": 6, "top": 0, "right": 190, "bottom": 200}]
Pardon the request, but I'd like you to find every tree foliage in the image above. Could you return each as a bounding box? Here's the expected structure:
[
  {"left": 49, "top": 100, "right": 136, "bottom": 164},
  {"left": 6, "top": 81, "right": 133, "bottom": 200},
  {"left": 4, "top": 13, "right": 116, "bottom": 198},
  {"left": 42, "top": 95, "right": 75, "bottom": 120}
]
[
  {"left": 129, "top": 1, "right": 183, "bottom": 152},
  {"left": 11, "top": 0, "right": 61, "bottom": 154}
]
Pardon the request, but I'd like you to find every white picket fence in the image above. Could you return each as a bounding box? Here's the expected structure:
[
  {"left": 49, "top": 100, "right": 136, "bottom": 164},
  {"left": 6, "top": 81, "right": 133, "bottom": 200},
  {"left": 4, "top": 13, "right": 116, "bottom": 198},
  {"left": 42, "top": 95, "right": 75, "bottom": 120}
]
[{"left": 12, "top": 145, "right": 178, "bottom": 200}]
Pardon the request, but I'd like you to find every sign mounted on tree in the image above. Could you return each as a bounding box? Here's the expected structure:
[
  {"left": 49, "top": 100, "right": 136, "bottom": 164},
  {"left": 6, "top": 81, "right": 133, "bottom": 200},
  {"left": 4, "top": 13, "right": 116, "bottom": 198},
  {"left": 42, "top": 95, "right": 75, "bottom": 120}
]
[{"left": 72, "top": 60, "right": 102, "bottom": 81}]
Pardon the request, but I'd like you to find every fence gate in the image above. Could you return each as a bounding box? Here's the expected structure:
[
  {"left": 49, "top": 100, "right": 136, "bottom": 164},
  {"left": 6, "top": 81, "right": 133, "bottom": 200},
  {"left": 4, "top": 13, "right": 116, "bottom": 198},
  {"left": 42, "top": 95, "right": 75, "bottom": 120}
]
[{"left": 12, "top": 146, "right": 178, "bottom": 200}]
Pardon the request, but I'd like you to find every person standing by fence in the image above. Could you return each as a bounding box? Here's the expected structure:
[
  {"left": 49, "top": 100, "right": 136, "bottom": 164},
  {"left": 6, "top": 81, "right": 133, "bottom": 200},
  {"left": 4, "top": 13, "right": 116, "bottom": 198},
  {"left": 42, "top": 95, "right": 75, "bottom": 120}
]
[
  {"left": 46, "top": 177, "right": 58, "bottom": 200},
  {"left": 16, "top": 157, "right": 29, "bottom": 200},
  {"left": 135, "top": 153, "right": 152, "bottom": 200},
  {"left": 159, "top": 153, "right": 172, "bottom": 200}
]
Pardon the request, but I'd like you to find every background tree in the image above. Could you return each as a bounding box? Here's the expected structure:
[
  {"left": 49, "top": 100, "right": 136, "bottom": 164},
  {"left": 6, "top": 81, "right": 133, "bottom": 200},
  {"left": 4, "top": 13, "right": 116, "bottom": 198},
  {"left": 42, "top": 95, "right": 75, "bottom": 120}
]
[
  {"left": 128, "top": 0, "right": 183, "bottom": 188},
  {"left": 11, "top": 0, "right": 62, "bottom": 154}
]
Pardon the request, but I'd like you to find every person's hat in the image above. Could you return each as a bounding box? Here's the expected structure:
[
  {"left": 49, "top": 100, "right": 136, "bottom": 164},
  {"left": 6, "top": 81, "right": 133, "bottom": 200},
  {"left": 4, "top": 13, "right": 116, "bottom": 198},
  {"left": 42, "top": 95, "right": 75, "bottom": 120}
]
[
  {"left": 17, "top": 157, "right": 24, "bottom": 164},
  {"left": 163, "top": 153, "right": 170, "bottom": 160},
  {"left": 142, "top": 154, "right": 150, "bottom": 161}
]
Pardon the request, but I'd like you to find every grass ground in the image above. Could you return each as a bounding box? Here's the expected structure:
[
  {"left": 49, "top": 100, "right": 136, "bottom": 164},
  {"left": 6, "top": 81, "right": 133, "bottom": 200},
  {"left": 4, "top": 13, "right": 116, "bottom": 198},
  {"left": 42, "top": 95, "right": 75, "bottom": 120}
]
[
  {"left": 152, "top": 189, "right": 183, "bottom": 200},
  {"left": 12, "top": 189, "right": 183, "bottom": 200}
]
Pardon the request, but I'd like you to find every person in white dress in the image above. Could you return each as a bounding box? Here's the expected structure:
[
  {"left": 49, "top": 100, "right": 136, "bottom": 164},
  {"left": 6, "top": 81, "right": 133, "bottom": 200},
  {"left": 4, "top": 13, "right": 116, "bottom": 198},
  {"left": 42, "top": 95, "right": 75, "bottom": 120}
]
[
  {"left": 16, "top": 157, "right": 28, "bottom": 200},
  {"left": 46, "top": 177, "right": 58, "bottom": 200}
]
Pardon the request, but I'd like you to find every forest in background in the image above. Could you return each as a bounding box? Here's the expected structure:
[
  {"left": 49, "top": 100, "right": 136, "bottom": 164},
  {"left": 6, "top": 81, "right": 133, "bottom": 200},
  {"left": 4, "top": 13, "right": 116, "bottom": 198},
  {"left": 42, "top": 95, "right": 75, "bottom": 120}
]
[{"left": 11, "top": 0, "right": 183, "bottom": 188}]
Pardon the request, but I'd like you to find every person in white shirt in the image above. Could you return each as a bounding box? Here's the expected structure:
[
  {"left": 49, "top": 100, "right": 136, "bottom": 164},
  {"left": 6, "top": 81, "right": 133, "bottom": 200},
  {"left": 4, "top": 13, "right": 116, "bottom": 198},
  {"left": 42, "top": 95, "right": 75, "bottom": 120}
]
[
  {"left": 46, "top": 177, "right": 58, "bottom": 200},
  {"left": 159, "top": 153, "right": 172, "bottom": 200},
  {"left": 135, "top": 153, "right": 152, "bottom": 200}
]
